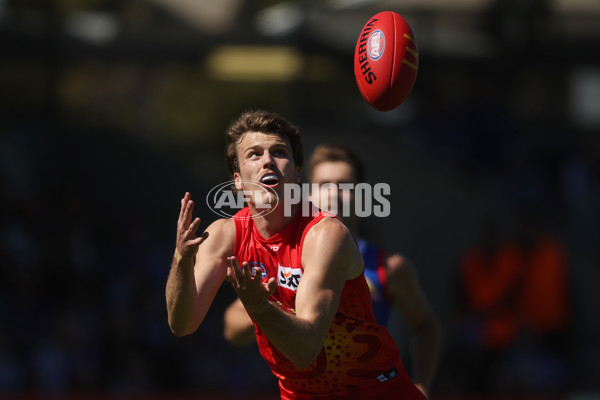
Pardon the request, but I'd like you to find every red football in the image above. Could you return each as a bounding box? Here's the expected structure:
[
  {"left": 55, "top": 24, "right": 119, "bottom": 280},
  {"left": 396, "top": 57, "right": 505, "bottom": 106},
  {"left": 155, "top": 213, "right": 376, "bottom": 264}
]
[{"left": 354, "top": 11, "right": 419, "bottom": 111}]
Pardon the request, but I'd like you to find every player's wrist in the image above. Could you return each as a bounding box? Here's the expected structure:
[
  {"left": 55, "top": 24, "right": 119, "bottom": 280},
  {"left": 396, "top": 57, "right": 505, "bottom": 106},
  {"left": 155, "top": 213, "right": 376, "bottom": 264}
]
[
  {"left": 244, "top": 298, "right": 271, "bottom": 314},
  {"left": 173, "top": 248, "right": 194, "bottom": 267}
]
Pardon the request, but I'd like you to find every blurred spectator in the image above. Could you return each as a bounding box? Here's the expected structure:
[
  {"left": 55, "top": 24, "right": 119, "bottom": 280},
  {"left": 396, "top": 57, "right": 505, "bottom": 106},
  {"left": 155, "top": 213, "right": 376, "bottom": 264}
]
[{"left": 445, "top": 210, "right": 570, "bottom": 394}]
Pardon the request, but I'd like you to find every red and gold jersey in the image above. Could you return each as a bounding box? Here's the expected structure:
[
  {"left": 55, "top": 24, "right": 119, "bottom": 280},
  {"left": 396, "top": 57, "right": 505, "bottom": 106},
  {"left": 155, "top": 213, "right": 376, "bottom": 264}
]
[{"left": 233, "top": 207, "right": 424, "bottom": 399}]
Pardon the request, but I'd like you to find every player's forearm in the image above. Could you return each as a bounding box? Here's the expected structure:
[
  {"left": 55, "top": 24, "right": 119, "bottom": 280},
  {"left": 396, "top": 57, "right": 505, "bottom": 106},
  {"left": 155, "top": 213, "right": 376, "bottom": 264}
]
[
  {"left": 409, "top": 317, "right": 440, "bottom": 395},
  {"left": 248, "top": 300, "right": 326, "bottom": 369},
  {"left": 166, "top": 252, "right": 201, "bottom": 336}
]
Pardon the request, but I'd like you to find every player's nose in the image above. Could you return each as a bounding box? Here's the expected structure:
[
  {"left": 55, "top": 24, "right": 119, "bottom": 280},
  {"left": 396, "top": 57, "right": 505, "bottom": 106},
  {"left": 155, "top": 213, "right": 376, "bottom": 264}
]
[{"left": 262, "top": 152, "right": 276, "bottom": 169}]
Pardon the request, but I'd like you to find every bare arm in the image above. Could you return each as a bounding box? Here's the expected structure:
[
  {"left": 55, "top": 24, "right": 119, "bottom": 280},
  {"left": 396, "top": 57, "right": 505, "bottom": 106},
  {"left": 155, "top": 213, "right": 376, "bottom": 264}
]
[
  {"left": 166, "top": 192, "right": 235, "bottom": 336},
  {"left": 226, "top": 217, "right": 363, "bottom": 369},
  {"left": 387, "top": 254, "right": 440, "bottom": 398},
  {"left": 223, "top": 298, "right": 255, "bottom": 346}
]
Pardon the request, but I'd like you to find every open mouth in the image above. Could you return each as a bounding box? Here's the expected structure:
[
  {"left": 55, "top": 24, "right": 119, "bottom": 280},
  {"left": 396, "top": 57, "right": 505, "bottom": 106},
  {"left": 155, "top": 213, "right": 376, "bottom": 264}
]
[{"left": 260, "top": 173, "right": 280, "bottom": 187}]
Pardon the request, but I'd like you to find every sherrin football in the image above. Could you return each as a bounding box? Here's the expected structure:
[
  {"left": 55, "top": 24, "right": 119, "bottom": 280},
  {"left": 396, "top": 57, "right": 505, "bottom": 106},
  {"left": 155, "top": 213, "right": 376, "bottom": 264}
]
[{"left": 354, "top": 11, "right": 419, "bottom": 112}]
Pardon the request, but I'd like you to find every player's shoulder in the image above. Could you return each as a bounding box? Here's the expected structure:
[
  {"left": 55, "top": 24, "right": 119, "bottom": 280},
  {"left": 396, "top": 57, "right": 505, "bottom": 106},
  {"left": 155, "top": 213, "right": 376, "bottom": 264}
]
[
  {"left": 206, "top": 217, "right": 235, "bottom": 234},
  {"left": 307, "top": 214, "right": 351, "bottom": 242},
  {"left": 201, "top": 218, "right": 236, "bottom": 253},
  {"left": 303, "top": 215, "right": 363, "bottom": 279},
  {"left": 302, "top": 216, "right": 356, "bottom": 257}
]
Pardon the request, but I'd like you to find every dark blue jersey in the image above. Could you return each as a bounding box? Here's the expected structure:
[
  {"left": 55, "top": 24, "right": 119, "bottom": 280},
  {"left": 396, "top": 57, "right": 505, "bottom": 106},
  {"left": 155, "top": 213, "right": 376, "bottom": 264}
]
[{"left": 358, "top": 238, "right": 393, "bottom": 326}]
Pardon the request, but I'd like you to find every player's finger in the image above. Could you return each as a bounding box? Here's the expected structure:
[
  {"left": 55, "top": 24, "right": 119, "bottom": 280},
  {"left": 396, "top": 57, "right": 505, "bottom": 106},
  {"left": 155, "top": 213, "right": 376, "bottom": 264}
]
[
  {"left": 251, "top": 265, "right": 264, "bottom": 285},
  {"left": 234, "top": 258, "right": 249, "bottom": 289},
  {"left": 251, "top": 265, "right": 260, "bottom": 279},
  {"left": 178, "top": 198, "right": 185, "bottom": 227},
  {"left": 229, "top": 257, "right": 244, "bottom": 283},
  {"left": 181, "top": 199, "right": 194, "bottom": 229},
  {"left": 189, "top": 217, "right": 201, "bottom": 232},
  {"left": 187, "top": 231, "right": 208, "bottom": 247},
  {"left": 242, "top": 261, "right": 253, "bottom": 282},
  {"left": 226, "top": 263, "right": 241, "bottom": 290},
  {"left": 265, "top": 277, "right": 276, "bottom": 295},
  {"left": 179, "top": 192, "right": 191, "bottom": 218},
  {"left": 197, "top": 231, "right": 209, "bottom": 245}
]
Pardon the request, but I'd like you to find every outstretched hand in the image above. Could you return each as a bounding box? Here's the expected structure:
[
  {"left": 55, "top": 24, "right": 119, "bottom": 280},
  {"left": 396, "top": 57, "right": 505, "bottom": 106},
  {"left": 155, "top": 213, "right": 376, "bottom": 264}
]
[
  {"left": 176, "top": 192, "right": 209, "bottom": 262},
  {"left": 227, "top": 256, "right": 276, "bottom": 313}
]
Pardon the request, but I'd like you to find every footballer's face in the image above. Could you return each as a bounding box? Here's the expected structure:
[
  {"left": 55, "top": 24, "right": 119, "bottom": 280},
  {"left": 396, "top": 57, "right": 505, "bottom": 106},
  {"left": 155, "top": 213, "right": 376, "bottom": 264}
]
[
  {"left": 310, "top": 161, "right": 356, "bottom": 215},
  {"left": 234, "top": 131, "right": 301, "bottom": 208}
]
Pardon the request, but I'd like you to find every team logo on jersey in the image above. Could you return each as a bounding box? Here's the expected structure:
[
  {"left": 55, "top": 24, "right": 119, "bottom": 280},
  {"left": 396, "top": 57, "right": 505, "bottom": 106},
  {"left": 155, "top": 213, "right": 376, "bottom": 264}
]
[
  {"left": 367, "top": 30, "right": 385, "bottom": 61},
  {"left": 277, "top": 265, "right": 302, "bottom": 291},
  {"left": 248, "top": 262, "right": 268, "bottom": 279},
  {"left": 262, "top": 245, "right": 279, "bottom": 252}
]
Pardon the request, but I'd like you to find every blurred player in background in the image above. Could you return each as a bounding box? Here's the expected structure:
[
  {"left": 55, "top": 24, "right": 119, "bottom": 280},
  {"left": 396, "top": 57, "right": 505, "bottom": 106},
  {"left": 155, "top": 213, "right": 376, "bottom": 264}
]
[
  {"left": 224, "top": 143, "right": 440, "bottom": 397},
  {"left": 167, "top": 110, "right": 427, "bottom": 399}
]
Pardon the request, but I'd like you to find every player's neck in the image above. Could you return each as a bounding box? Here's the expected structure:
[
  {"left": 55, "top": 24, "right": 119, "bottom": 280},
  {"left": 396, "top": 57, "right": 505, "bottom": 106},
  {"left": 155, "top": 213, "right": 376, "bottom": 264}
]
[{"left": 250, "top": 202, "right": 300, "bottom": 239}]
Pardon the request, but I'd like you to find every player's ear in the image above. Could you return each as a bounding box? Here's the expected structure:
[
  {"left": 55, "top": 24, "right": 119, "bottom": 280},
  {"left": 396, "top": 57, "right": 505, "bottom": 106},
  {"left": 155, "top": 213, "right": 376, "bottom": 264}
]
[{"left": 234, "top": 172, "right": 243, "bottom": 191}]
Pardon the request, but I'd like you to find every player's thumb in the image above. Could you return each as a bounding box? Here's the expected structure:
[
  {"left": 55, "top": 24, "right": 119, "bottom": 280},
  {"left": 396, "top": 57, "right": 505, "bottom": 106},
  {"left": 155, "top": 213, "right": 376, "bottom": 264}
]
[{"left": 197, "top": 231, "right": 209, "bottom": 245}]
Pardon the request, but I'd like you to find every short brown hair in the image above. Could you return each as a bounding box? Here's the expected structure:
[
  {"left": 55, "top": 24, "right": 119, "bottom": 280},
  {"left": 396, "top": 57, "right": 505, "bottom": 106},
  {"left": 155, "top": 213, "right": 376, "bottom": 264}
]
[
  {"left": 225, "top": 110, "right": 304, "bottom": 175},
  {"left": 308, "top": 144, "right": 365, "bottom": 183}
]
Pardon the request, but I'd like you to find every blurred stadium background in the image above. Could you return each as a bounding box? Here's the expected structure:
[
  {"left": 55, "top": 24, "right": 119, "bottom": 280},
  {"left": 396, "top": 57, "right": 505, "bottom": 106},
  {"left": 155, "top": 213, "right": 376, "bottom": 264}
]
[{"left": 1, "top": 0, "right": 599, "bottom": 399}]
